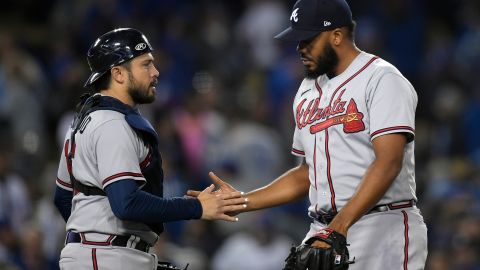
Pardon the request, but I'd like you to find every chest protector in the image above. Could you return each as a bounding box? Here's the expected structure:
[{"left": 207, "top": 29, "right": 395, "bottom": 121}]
[{"left": 67, "top": 94, "right": 164, "bottom": 232}]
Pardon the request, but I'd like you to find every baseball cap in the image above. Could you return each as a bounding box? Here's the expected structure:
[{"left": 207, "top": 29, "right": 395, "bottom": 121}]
[{"left": 275, "top": 0, "right": 353, "bottom": 42}]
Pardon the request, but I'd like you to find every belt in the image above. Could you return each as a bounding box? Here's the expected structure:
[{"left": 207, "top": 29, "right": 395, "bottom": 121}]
[
  {"left": 65, "top": 231, "right": 151, "bottom": 253},
  {"left": 310, "top": 199, "right": 416, "bottom": 225}
]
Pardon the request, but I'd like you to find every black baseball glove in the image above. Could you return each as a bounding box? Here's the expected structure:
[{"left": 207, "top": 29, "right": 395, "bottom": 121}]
[{"left": 283, "top": 228, "right": 353, "bottom": 270}]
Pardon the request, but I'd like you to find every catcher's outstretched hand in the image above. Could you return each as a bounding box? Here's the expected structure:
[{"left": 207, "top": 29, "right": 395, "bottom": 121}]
[
  {"left": 187, "top": 172, "right": 246, "bottom": 216},
  {"left": 197, "top": 184, "right": 247, "bottom": 222}
]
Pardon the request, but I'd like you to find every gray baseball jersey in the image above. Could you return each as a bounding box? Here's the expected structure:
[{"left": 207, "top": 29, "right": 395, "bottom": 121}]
[
  {"left": 292, "top": 52, "right": 417, "bottom": 214},
  {"left": 291, "top": 52, "right": 427, "bottom": 269},
  {"left": 56, "top": 109, "right": 158, "bottom": 244}
]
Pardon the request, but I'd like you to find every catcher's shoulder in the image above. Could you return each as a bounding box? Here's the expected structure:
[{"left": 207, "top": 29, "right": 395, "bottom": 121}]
[{"left": 77, "top": 110, "right": 127, "bottom": 135}]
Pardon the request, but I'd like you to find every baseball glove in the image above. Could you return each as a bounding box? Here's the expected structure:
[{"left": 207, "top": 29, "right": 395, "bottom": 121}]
[{"left": 283, "top": 228, "right": 353, "bottom": 270}]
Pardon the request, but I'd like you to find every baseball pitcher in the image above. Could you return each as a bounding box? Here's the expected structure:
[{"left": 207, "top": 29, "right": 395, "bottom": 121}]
[{"left": 189, "top": 0, "right": 428, "bottom": 269}]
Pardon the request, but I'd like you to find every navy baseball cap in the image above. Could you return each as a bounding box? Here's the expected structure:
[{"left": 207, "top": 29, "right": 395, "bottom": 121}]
[{"left": 275, "top": 0, "right": 353, "bottom": 42}]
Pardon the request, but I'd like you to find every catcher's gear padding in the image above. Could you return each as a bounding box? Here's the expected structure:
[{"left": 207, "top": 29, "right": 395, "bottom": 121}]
[
  {"left": 283, "top": 228, "right": 353, "bottom": 270},
  {"left": 84, "top": 28, "right": 153, "bottom": 87}
]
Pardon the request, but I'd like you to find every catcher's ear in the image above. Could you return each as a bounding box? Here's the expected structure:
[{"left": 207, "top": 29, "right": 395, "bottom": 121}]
[{"left": 111, "top": 66, "right": 127, "bottom": 84}]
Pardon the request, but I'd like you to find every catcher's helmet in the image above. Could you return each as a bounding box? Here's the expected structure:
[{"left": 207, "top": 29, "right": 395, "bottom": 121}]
[{"left": 84, "top": 28, "right": 153, "bottom": 88}]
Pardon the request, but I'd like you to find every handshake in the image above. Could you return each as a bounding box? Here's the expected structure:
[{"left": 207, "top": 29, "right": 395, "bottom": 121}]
[{"left": 187, "top": 172, "right": 247, "bottom": 222}]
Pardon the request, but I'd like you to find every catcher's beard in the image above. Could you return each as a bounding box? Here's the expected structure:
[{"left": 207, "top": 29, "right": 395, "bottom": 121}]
[
  {"left": 304, "top": 42, "right": 339, "bottom": 79},
  {"left": 127, "top": 72, "right": 155, "bottom": 104}
]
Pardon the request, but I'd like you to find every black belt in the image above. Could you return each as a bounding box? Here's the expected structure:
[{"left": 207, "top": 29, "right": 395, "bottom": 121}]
[
  {"left": 65, "top": 231, "right": 151, "bottom": 253},
  {"left": 310, "top": 199, "right": 416, "bottom": 225}
]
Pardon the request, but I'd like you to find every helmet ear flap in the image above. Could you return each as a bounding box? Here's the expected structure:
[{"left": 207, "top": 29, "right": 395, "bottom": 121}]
[{"left": 84, "top": 28, "right": 153, "bottom": 88}]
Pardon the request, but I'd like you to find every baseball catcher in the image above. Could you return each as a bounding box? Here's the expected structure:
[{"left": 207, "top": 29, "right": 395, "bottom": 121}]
[{"left": 53, "top": 28, "right": 247, "bottom": 270}]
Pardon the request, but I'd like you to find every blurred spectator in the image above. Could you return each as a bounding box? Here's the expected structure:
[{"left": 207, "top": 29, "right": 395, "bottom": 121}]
[
  {"left": 172, "top": 72, "right": 228, "bottom": 185},
  {"left": 460, "top": 84, "right": 480, "bottom": 165},
  {"left": 0, "top": 120, "right": 32, "bottom": 269},
  {"left": 235, "top": 0, "right": 288, "bottom": 69},
  {"left": 211, "top": 211, "right": 292, "bottom": 270},
  {"left": 221, "top": 119, "right": 284, "bottom": 191},
  {"left": 0, "top": 33, "right": 49, "bottom": 178}
]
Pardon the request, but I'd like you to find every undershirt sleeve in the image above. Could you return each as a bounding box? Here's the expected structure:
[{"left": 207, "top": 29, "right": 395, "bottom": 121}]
[
  {"left": 105, "top": 179, "right": 202, "bottom": 222},
  {"left": 53, "top": 186, "right": 73, "bottom": 222}
]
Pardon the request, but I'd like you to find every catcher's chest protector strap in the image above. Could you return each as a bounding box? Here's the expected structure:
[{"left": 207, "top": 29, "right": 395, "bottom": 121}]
[
  {"left": 67, "top": 94, "right": 164, "bottom": 197},
  {"left": 67, "top": 94, "right": 104, "bottom": 196}
]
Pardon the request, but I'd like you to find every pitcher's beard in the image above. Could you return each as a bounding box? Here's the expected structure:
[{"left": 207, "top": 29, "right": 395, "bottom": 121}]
[{"left": 304, "top": 43, "right": 339, "bottom": 79}]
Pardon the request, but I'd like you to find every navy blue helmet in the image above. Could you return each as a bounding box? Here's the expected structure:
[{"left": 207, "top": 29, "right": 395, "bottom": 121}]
[{"left": 84, "top": 28, "right": 153, "bottom": 88}]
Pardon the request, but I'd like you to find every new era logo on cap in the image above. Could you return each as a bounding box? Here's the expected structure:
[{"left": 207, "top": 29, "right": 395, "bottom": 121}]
[{"left": 275, "top": 0, "right": 353, "bottom": 42}]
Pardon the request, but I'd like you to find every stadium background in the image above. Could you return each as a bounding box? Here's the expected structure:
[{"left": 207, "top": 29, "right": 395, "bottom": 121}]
[{"left": 0, "top": 0, "right": 479, "bottom": 269}]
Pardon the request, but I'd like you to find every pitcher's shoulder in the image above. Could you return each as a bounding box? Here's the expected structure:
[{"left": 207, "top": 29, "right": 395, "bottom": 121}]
[{"left": 368, "top": 56, "right": 404, "bottom": 77}]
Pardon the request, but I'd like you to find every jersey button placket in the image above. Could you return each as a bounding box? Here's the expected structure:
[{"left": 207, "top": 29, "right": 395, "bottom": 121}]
[{"left": 325, "top": 83, "right": 331, "bottom": 101}]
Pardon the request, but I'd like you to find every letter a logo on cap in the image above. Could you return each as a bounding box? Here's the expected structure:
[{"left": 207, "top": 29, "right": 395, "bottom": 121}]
[{"left": 290, "top": 8, "right": 299, "bottom": 22}]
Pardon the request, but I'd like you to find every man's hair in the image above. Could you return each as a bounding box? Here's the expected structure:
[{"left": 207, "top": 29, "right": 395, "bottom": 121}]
[
  {"left": 91, "top": 62, "right": 132, "bottom": 92},
  {"left": 345, "top": 20, "right": 357, "bottom": 41}
]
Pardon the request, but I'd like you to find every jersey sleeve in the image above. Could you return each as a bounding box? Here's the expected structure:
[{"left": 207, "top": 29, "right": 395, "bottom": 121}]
[
  {"left": 368, "top": 72, "right": 417, "bottom": 143},
  {"left": 292, "top": 87, "right": 305, "bottom": 156},
  {"left": 94, "top": 119, "right": 147, "bottom": 189},
  {"left": 56, "top": 132, "right": 73, "bottom": 191},
  {"left": 292, "top": 127, "right": 305, "bottom": 156}
]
